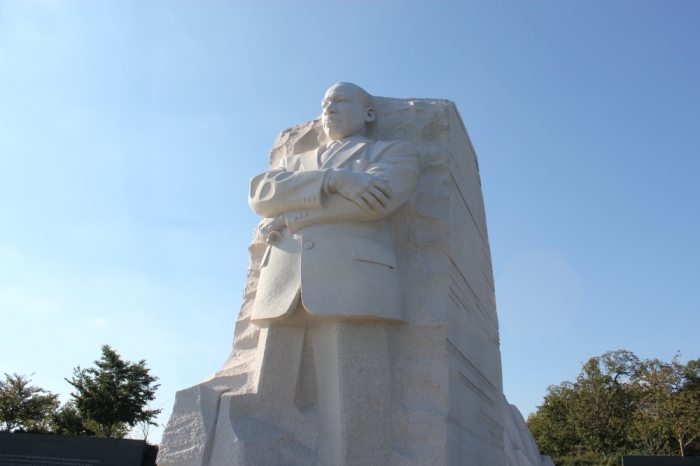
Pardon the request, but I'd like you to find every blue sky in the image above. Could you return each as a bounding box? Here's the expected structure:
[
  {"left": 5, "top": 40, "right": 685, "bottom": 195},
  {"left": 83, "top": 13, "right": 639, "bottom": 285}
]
[{"left": 1, "top": 1, "right": 698, "bottom": 444}]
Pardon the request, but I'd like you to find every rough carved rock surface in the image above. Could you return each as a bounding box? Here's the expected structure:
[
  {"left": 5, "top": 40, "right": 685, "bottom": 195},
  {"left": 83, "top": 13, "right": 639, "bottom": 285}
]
[{"left": 157, "top": 96, "right": 552, "bottom": 466}]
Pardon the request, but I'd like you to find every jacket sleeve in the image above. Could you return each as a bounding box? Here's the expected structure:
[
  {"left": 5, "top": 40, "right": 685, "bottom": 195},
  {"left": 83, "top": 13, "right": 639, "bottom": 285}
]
[
  {"left": 248, "top": 154, "right": 327, "bottom": 218},
  {"left": 284, "top": 141, "right": 420, "bottom": 233}
]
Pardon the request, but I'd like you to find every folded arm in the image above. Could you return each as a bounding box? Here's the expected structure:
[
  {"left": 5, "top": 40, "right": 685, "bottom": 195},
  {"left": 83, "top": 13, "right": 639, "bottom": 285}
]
[
  {"left": 248, "top": 162, "right": 327, "bottom": 218},
  {"left": 250, "top": 141, "right": 420, "bottom": 233},
  {"left": 285, "top": 142, "right": 419, "bottom": 232}
]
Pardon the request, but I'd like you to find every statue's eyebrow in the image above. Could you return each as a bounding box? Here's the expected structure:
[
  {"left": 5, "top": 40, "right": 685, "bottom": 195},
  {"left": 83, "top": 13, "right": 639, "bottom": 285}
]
[{"left": 322, "top": 93, "right": 350, "bottom": 106}]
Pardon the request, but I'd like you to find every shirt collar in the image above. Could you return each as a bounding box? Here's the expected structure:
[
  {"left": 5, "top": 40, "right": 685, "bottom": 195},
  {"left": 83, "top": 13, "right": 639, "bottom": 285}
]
[{"left": 329, "top": 135, "right": 369, "bottom": 149}]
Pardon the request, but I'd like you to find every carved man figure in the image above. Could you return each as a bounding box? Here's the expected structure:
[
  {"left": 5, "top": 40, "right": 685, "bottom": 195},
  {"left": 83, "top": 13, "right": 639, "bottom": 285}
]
[
  {"left": 249, "top": 83, "right": 419, "bottom": 322},
  {"left": 234, "top": 83, "right": 419, "bottom": 465}
]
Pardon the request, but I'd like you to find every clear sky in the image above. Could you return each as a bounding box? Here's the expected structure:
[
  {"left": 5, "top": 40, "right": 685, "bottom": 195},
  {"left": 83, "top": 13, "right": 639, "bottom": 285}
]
[{"left": 1, "top": 0, "right": 698, "bottom": 445}]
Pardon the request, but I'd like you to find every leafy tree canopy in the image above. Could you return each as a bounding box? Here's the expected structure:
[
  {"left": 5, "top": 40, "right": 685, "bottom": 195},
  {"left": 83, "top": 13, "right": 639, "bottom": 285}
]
[
  {"left": 633, "top": 355, "right": 700, "bottom": 456},
  {"left": 528, "top": 350, "right": 700, "bottom": 460},
  {"left": 0, "top": 373, "right": 59, "bottom": 433},
  {"left": 65, "top": 345, "right": 161, "bottom": 438}
]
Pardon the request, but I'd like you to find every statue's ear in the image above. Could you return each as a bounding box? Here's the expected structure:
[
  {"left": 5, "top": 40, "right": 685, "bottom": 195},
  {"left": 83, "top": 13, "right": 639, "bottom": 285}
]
[{"left": 365, "top": 107, "right": 376, "bottom": 123}]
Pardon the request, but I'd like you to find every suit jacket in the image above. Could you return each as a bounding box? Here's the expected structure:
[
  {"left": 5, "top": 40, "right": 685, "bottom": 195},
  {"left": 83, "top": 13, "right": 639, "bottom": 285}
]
[{"left": 248, "top": 136, "right": 420, "bottom": 323}]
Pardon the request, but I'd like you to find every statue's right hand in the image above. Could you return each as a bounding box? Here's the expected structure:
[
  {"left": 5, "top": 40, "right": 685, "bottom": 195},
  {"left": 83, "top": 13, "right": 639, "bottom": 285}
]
[
  {"left": 327, "top": 169, "right": 392, "bottom": 213},
  {"left": 259, "top": 215, "right": 286, "bottom": 245}
]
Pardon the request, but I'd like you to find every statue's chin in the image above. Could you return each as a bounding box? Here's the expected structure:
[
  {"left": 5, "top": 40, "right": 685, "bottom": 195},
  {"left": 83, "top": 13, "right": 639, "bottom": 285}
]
[
  {"left": 324, "top": 130, "right": 344, "bottom": 141},
  {"left": 324, "top": 127, "right": 363, "bottom": 141},
  {"left": 326, "top": 131, "right": 344, "bottom": 141}
]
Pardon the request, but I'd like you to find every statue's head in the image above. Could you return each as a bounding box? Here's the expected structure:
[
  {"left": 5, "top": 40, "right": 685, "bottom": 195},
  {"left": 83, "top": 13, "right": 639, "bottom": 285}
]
[{"left": 321, "top": 82, "right": 375, "bottom": 140}]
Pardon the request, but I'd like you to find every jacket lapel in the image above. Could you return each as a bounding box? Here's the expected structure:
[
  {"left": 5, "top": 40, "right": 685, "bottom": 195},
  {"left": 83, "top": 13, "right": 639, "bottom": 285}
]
[
  {"left": 321, "top": 139, "right": 368, "bottom": 169},
  {"left": 299, "top": 146, "right": 322, "bottom": 171}
]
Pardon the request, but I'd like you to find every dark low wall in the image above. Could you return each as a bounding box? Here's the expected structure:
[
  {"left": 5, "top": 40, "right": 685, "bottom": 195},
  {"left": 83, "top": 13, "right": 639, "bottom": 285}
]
[
  {"left": 623, "top": 457, "right": 700, "bottom": 466},
  {"left": 0, "top": 433, "right": 155, "bottom": 466}
]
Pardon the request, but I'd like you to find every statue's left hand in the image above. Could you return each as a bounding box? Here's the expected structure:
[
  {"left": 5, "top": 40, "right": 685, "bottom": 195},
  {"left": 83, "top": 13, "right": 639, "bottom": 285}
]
[{"left": 327, "top": 169, "right": 392, "bottom": 213}]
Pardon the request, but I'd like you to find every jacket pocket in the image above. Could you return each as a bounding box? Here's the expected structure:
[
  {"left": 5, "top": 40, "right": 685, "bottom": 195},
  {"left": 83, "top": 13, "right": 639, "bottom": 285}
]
[{"left": 350, "top": 236, "right": 397, "bottom": 269}]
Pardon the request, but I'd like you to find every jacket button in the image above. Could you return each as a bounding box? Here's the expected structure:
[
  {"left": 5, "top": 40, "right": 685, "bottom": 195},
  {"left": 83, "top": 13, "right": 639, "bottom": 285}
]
[{"left": 303, "top": 240, "right": 314, "bottom": 249}]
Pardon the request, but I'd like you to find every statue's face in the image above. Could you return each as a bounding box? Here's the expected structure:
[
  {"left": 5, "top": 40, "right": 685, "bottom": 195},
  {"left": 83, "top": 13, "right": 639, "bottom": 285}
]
[{"left": 321, "top": 83, "right": 375, "bottom": 140}]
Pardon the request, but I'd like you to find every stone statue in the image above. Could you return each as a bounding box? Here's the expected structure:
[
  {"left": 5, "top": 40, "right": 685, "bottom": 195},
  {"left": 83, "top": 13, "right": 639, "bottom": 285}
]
[
  {"left": 248, "top": 82, "right": 419, "bottom": 323},
  {"left": 157, "top": 84, "right": 554, "bottom": 466},
  {"left": 213, "top": 82, "right": 420, "bottom": 464}
]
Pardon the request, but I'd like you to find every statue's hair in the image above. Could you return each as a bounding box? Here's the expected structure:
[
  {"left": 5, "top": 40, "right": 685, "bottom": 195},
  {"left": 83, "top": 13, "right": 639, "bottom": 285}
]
[{"left": 333, "top": 82, "right": 375, "bottom": 110}]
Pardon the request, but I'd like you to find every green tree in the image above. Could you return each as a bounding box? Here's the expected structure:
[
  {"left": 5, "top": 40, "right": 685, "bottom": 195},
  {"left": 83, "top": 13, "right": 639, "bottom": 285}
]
[
  {"left": 51, "top": 401, "right": 94, "bottom": 436},
  {"left": 530, "top": 350, "right": 700, "bottom": 460},
  {"left": 632, "top": 355, "right": 700, "bottom": 456},
  {"left": 527, "top": 350, "right": 639, "bottom": 458},
  {"left": 568, "top": 351, "right": 638, "bottom": 456},
  {"left": 684, "top": 359, "right": 700, "bottom": 392},
  {"left": 528, "top": 381, "right": 579, "bottom": 457},
  {"left": 0, "top": 373, "right": 59, "bottom": 432},
  {"left": 65, "top": 345, "right": 161, "bottom": 438}
]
